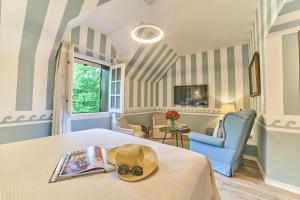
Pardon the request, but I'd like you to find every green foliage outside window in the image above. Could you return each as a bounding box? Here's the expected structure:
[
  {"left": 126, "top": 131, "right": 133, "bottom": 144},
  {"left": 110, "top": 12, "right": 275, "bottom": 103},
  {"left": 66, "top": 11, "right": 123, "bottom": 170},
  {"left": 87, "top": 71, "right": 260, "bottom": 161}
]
[{"left": 72, "top": 63, "right": 101, "bottom": 113}]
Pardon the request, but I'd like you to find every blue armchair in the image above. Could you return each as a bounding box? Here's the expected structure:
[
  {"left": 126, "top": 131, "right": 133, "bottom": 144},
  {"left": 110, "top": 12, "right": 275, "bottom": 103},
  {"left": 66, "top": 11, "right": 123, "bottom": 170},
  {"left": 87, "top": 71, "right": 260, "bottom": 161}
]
[{"left": 188, "top": 109, "right": 257, "bottom": 176}]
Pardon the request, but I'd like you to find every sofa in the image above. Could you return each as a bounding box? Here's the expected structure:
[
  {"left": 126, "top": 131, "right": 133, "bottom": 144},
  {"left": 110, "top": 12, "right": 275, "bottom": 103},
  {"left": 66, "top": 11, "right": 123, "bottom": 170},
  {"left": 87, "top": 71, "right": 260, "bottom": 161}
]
[{"left": 188, "top": 109, "right": 257, "bottom": 176}]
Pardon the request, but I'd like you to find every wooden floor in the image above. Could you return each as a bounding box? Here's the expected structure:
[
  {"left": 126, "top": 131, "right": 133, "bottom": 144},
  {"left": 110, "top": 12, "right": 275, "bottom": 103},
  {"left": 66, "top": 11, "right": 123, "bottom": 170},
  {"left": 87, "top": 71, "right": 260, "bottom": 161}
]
[{"left": 152, "top": 137, "right": 300, "bottom": 200}]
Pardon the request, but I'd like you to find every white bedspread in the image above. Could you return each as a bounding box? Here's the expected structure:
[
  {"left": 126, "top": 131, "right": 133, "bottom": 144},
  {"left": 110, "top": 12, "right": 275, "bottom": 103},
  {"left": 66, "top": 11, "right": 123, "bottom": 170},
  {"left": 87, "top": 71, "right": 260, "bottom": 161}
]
[{"left": 0, "top": 129, "right": 220, "bottom": 200}]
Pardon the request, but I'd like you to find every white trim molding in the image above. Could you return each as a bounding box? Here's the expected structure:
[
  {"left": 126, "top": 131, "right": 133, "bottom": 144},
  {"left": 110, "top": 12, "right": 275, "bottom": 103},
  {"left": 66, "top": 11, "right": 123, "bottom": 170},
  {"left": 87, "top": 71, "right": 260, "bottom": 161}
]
[
  {"left": 0, "top": 120, "right": 52, "bottom": 128},
  {"left": 265, "top": 177, "right": 300, "bottom": 195},
  {"left": 71, "top": 112, "right": 110, "bottom": 120}
]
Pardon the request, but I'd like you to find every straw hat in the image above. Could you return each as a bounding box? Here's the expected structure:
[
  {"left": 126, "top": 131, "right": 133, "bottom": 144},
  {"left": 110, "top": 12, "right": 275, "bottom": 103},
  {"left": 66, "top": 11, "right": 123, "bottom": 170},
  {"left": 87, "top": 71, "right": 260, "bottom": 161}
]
[{"left": 107, "top": 144, "right": 158, "bottom": 181}]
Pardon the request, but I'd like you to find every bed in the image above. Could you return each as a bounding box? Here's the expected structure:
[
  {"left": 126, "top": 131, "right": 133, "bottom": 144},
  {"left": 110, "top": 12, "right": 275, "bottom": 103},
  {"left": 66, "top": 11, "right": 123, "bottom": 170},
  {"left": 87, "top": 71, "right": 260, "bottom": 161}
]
[{"left": 0, "top": 129, "right": 220, "bottom": 200}]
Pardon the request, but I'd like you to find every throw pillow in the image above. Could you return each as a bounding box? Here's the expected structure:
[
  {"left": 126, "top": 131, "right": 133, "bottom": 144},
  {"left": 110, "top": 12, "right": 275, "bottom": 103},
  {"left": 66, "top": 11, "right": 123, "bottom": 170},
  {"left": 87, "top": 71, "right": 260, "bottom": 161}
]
[
  {"left": 117, "top": 117, "right": 129, "bottom": 128},
  {"left": 212, "top": 120, "right": 223, "bottom": 138},
  {"left": 154, "top": 113, "right": 167, "bottom": 125}
]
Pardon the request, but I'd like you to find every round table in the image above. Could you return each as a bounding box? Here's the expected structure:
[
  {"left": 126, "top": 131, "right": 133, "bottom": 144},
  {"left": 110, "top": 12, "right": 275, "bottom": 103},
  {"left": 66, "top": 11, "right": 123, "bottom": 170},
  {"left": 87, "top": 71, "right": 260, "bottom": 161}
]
[{"left": 159, "top": 126, "right": 191, "bottom": 147}]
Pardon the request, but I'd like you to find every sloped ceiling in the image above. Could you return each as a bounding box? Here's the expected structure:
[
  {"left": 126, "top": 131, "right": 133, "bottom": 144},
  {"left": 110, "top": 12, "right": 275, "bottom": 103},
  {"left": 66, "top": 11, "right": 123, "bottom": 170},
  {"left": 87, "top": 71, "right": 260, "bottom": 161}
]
[
  {"left": 0, "top": 0, "right": 109, "bottom": 114},
  {"left": 73, "top": 0, "right": 259, "bottom": 62}
]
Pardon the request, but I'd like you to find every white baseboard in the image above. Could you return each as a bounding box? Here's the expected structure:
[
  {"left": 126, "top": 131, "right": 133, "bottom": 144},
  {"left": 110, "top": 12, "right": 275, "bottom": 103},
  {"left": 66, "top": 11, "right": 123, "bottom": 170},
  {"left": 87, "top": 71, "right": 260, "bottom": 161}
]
[
  {"left": 243, "top": 155, "right": 257, "bottom": 161},
  {"left": 243, "top": 155, "right": 300, "bottom": 195},
  {"left": 265, "top": 177, "right": 300, "bottom": 195}
]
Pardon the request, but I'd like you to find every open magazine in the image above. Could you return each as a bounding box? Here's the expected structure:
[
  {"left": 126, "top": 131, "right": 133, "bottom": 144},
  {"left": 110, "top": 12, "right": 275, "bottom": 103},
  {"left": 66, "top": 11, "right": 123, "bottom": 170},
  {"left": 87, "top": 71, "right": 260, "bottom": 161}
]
[{"left": 49, "top": 146, "right": 115, "bottom": 183}]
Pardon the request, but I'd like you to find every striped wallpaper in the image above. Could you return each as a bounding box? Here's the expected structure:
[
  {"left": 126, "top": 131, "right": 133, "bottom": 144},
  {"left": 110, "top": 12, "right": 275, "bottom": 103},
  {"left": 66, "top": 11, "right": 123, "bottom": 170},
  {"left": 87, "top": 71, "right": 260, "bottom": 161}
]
[
  {"left": 270, "top": 0, "right": 300, "bottom": 33},
  {"left": 253, "top": 0, "right": 300, "bottom": 190},
  {"left": 155, "top": 44, "right": 250, "bottom": 111},
  {"left": 248, "top": 0, "right": 285, "bottom": 114},
  {"left": 0, "top": 0, "right": 110, "bottom": 122},
  {"left": 69, "top": 24, "right": 118, "bottom": 62},
  {"left": 125, "top": 29, "right": 179, "bottom": 109},
  {"left": 265, "top": 0, "right": 300, "bottom": 116}
]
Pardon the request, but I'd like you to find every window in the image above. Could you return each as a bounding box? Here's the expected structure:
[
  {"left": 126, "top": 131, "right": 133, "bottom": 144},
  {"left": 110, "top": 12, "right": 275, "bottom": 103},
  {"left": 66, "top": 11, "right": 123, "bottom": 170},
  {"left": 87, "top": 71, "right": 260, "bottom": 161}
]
[
  {"left": 72, "top": 58, "right": 109, "bottom": 114},
  {"left": 110, "top": 68, "right": 121, "bottom": 109},
  {"left": 109, "top": 64, "right": 125, "bottom": 113}
]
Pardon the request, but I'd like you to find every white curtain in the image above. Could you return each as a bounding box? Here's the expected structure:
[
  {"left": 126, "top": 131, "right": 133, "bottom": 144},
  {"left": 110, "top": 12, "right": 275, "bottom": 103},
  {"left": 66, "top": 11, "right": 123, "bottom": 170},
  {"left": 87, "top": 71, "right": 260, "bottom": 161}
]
[{"left": 51, "top": 41, "right": 74, "bottom": 135}]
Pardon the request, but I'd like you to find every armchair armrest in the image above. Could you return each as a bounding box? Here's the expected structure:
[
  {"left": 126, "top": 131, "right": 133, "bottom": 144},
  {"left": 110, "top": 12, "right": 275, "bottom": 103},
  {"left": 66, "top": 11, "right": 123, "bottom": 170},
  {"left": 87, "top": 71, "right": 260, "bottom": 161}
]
[
  {"left": 188, "top": 132, "right": 224, "bottom": 148},
  {"left": 128, "top": 124, "right": 142, "bottom": 131},
  {"left": 114, "top": 125, "right": 134, "bottom": 135}
]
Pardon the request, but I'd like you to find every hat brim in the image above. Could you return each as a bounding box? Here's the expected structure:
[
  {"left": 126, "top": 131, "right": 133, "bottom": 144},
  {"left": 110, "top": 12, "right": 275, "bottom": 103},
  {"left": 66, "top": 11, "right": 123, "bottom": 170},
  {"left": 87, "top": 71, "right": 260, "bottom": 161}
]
[{"left": 107, "top": 144, "right": 158, "bottom": 182}]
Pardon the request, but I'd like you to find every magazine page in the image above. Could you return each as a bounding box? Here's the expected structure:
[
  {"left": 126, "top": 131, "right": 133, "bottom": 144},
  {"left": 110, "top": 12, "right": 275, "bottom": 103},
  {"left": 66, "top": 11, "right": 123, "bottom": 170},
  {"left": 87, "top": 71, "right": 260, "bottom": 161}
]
[
  {"left": 101, "top": 148, "right": 116, "bottom": 172},
  {"left": 60, "top": 146, "right": 104, "bottom": 176}
]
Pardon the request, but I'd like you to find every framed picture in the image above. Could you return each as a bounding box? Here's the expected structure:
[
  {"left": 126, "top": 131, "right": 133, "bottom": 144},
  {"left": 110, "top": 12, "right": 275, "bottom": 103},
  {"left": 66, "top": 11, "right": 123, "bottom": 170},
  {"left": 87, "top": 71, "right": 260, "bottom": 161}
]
[{"left": 249, "top": 52, "right": 261, "bottom": 97}]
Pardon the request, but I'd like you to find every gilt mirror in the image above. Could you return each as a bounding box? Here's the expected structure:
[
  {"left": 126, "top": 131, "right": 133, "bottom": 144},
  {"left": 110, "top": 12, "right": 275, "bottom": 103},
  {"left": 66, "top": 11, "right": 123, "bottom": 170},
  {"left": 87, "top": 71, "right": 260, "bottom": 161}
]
[{"left": 249, "top": 52, "right": 261, "bottom": 97}]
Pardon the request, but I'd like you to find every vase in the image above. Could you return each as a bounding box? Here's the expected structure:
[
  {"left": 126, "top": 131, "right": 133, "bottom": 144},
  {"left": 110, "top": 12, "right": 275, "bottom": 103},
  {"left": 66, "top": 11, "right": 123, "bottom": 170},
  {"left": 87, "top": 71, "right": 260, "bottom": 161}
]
[{"left": 169, "top": 118, "right": 176, "bottom": 131}]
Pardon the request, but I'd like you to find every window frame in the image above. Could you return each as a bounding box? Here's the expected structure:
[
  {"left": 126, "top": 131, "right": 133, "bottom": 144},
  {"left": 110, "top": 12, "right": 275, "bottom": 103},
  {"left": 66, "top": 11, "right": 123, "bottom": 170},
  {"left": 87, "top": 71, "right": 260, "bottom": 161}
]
[
  {"left": 109, "top": 64, "right": 125, "bottom": 113},
  {"left": 71, "top": 53, "right": 112, "bottom": 120}
]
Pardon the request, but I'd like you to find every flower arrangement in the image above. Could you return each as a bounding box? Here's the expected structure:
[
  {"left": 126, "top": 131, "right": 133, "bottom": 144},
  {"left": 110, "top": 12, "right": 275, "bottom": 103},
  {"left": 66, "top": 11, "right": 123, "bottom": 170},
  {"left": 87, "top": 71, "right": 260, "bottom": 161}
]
[
  {"left": 165, "top": 110, "right": 180, "bottom": 131},
  {"left": 165, "top": 110, "right": 180, "bottom": 120}
]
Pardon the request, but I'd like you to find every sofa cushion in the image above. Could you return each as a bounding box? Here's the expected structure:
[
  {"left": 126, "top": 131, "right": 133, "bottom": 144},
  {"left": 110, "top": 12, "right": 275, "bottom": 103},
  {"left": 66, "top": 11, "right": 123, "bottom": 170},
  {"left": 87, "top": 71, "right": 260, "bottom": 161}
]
[
  {"left": 189, "top": 132, "right": 224, "bottom": 148},
  {"left": 153, "top": 113, "right": 167, "bottom": 125},
  {"left": 117, "top": 117, "right": 130, "bottom": 129}
]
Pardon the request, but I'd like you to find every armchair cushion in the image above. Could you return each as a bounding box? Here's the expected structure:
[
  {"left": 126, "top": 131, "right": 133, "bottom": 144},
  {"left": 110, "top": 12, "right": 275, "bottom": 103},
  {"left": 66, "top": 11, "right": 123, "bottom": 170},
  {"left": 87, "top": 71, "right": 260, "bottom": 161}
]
[
  {"left": 117, "top": 117, "right": 130, "bottom": 129},
  {"left": 128, "top": 124, "right": 142, "bottom": 131},
  {"left": 189, "top": 132, "right": 224, "bottom": 148},
  {"left": 153, "top": 124, "right": 167, "bottom": 129}
]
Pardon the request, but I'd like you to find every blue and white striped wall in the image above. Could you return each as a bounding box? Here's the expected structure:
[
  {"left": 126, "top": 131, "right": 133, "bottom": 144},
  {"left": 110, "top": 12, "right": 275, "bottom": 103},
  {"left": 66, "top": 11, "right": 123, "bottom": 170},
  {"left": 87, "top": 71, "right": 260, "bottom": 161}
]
[
  {"left": 261, "top": 0, "right": 300, "bottom": 117},
  {"left": 154, "top": 44, "right": 250, "bottom": 111},
  {"left": 248, "top": 0, "right": 285, "bottom": 114},
  {"left": 249, "top": 0, "right": 300, "bottom": 193},
  {"left": 69, "top": 24, "right": 118, "bottom": 62},
  {"left": 0, "top": 0, "right": 111, "bottom": 143},
  {"left": 266, "top": 0, "right": 300, "bottom": 116},
  {"left": 0, "top": 0, "right": 109, "bottom": 123},
  {"left": 270, "top": 0, "right": 300, "bottom": 33},
  {"left": 125, "top": 33, "right": 179, "bottom": 109}
]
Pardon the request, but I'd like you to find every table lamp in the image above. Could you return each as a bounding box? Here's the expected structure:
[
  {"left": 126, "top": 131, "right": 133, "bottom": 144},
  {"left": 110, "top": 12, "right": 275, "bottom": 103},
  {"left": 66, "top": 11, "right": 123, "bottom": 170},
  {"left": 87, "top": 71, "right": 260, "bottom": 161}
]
[{"left": 220, "top": 103, "right": 236, "bottom": 114}]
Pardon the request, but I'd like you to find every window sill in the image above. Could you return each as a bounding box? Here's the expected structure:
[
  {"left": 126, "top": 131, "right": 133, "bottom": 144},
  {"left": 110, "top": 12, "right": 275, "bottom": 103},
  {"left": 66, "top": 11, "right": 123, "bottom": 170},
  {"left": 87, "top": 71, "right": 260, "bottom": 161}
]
[{"left": 71, "top": 112, "right": 110, "bottom": 120}]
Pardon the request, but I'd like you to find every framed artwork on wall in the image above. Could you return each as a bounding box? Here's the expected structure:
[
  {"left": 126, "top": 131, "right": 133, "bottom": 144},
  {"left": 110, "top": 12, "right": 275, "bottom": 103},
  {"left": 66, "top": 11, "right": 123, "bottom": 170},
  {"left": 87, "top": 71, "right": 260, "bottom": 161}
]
[{"left": 249, "top": 52, "right": 261, "bottom": 97}]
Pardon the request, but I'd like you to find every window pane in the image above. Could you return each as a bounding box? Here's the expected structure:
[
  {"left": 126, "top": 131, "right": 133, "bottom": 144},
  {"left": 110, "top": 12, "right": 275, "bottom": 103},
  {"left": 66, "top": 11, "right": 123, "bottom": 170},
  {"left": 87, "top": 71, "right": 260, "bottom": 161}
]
[
  {"left": 72, "top": 63, "right": 101, "bottom": 113},
  {"left": 111, "top": 96, "right": 115, "bottom": 108},
  {"left": 116, "top": 68, "right": 121, "bottom": 80},
  {"left": 112, "top": 69, "right": 116, "bottom": 81},
  {"left": 116, "top": 96, "right": 120, "bottom": 109},
  {"left": 116, "top": 82, "right": 120, "bottom": 94},
  {"left": 111, "top": 82, "right": 116, "bottom": 95}
]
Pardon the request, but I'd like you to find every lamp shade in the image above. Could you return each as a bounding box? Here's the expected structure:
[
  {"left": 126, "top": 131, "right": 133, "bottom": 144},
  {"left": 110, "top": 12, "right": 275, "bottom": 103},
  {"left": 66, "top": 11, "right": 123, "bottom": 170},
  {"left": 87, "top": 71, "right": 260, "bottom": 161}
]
[{"left": 220, "top": 104, "right": 236, "bottom": 113}]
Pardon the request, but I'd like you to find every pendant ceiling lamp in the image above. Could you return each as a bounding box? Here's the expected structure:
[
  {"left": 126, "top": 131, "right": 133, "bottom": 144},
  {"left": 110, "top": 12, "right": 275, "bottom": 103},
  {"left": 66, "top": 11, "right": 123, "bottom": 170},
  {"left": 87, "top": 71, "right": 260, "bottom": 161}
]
[{"left": 131, "top": 0, "right": 164, "bottom": 44}]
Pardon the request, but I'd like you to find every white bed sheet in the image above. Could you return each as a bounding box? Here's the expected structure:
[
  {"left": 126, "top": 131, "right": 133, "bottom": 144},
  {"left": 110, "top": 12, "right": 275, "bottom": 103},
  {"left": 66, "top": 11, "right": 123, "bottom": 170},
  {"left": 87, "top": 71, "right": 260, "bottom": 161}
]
[{"left": 0, "top": 129, "right": 220, "bottom": 200}]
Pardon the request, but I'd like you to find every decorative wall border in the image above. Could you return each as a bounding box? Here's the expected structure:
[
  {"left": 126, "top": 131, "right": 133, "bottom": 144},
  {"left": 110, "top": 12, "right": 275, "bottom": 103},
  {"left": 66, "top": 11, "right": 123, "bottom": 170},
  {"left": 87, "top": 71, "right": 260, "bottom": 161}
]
[
  {"left": 255, "top": 114, "right": 300, "bottom": 134},
  {"left": 0, "top": 113, "right": 53, "bottom": 128},
  {"left": 125, "top": 107, "right": 221, "bottom": 115}
]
